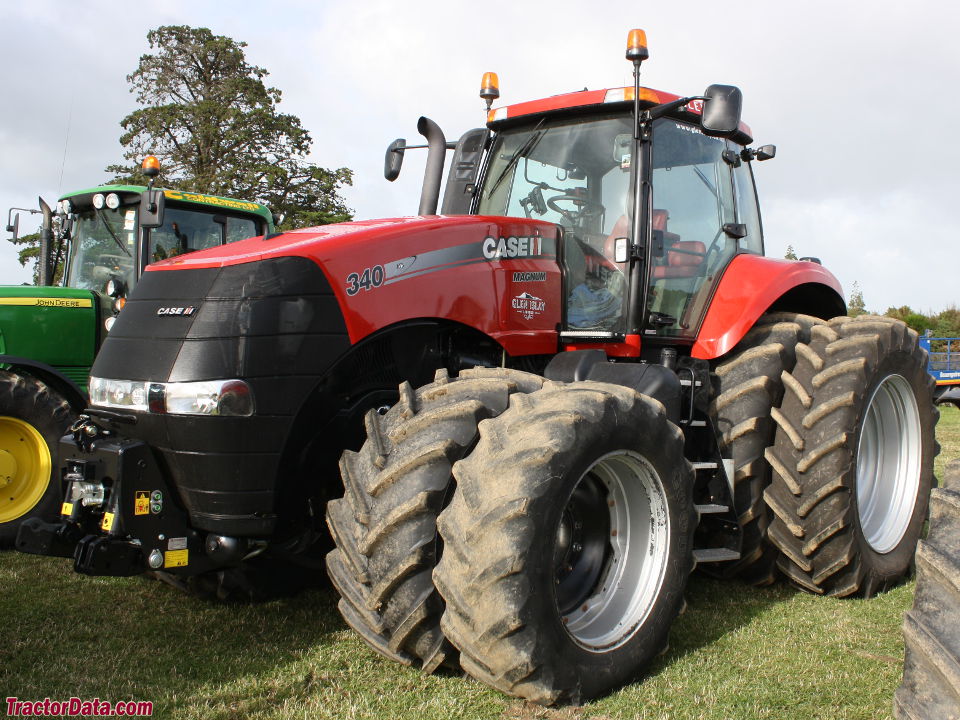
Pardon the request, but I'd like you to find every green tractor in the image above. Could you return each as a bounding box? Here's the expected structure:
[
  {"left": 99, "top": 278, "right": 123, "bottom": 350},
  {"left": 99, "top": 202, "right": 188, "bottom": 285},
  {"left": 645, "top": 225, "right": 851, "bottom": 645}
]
[{"left": 1, "top": 164, "right": 275, "bottom": 543}]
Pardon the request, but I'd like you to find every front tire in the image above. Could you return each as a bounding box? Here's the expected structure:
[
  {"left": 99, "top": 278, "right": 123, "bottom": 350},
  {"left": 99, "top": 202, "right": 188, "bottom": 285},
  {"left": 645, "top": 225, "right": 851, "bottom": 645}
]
[
  {"left": 764, "top": 316, "right": 938, "bottom": 596},
  {"left": 0, "top": 371, "right": 75, "bottom": 546},
  {"left": 434, "top": 382, "right": 694, "bottom": 704},
  {"left": 325, "top": 367, "right": 545, "bottom": 672}
]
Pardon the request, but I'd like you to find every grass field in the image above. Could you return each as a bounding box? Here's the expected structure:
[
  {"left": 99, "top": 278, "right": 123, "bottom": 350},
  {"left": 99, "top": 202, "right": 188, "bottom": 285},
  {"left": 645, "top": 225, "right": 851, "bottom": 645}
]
[{"left": 2, "top": 406, "right": 957, "bottom": 720}]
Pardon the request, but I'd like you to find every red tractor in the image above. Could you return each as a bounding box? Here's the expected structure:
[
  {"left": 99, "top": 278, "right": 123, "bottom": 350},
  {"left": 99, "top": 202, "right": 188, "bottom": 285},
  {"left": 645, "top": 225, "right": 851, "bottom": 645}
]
[{"left": 18, "top": 30, "right": 937, "bottom": 705}]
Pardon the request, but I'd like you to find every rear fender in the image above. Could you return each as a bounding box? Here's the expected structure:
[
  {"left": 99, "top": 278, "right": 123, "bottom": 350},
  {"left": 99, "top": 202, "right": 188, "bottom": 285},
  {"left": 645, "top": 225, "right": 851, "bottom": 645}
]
[{"left": 692, "top": 255, "right": 845, "bottom": 360}]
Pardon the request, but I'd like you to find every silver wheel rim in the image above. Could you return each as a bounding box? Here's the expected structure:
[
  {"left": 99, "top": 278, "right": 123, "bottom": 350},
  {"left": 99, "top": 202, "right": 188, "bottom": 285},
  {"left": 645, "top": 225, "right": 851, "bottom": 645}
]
[
  {"left": 856, "top": 374, "right": 922, "bottom": 554},
  {"left": 558, "top": 450, "right": 670, "bottom": 651}
]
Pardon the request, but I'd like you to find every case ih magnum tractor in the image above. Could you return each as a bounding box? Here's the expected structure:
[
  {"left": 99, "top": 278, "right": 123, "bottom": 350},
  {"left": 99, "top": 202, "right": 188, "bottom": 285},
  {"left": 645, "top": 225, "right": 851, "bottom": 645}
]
[
  {"left": 18, "top": 31, "right": 937, "bottom": 704},
  {"left": 0, "top": 163, "right": 274, "bottom": 544}
]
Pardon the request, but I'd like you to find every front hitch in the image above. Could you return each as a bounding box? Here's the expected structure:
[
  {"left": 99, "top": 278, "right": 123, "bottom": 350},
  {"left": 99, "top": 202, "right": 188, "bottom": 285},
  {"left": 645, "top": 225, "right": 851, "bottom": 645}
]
[{"left": 15, "top": 427, "right": 229, "bottom": 578}]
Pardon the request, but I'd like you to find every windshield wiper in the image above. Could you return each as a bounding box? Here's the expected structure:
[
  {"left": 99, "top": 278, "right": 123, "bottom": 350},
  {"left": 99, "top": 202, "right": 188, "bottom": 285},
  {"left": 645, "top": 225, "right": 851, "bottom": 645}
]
[
  {"left": 486, "top": 120, "right": 547, "bottom": 199},
  {"left": 95, "top": 208, "right": 131, "bottom": 256},
  {"left": 693, "top": 166, "right": 718, "bottom": 199}
]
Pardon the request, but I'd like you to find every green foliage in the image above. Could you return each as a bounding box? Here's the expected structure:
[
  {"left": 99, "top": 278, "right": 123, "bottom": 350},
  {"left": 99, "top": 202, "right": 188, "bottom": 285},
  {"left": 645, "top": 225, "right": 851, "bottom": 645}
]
[
  {"left": 847, "top": 281, "right": 867, "bottom": 317},
  {"left": 106, "top": 26, "right": 352, "bottom": 229},
  {"left": 885, "top": 304, "right": 960, "bottom": 338},
  {"left": 784, "top": 245, "right": 798, "bottom": 260}
]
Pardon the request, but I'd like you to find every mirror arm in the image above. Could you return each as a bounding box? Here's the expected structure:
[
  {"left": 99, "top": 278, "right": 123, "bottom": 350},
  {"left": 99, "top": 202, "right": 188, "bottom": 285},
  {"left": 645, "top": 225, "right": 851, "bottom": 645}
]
[{"left": 643, "top": 96, "right": 705, "bottom": 123}]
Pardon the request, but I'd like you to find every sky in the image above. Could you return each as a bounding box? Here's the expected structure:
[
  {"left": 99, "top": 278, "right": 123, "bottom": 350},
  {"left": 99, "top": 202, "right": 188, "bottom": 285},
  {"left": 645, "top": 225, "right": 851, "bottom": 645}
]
[{"left": 1, "top": 0, "right": 957, "bottom": 314}]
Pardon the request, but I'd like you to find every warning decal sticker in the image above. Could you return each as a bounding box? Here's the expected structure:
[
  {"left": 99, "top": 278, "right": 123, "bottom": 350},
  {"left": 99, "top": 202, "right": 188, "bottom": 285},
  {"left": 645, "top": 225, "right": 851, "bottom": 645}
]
[{"left": 134, "top": 491, "right": 150, "bottom": 516}]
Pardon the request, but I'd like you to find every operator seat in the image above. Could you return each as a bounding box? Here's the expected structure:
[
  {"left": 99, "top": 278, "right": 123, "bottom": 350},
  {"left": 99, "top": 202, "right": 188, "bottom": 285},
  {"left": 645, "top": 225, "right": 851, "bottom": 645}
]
[{"left": 604, "top": 210, "right": 705, "bottom": 279}]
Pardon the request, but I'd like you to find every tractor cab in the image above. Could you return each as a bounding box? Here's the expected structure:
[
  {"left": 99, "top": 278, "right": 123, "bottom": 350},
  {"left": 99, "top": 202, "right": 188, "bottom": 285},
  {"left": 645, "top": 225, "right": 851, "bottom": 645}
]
[
  {"left": 474, "top": 86, "right": 768, "bottom": 346},
  {"left": 57, "top": 185, "right": 273, "bottom": 303}
]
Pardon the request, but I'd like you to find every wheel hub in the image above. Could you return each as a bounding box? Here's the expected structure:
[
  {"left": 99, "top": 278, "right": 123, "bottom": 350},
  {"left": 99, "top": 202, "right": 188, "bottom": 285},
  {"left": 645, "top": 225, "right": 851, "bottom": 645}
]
[
  {"left": 0, "top": 449, "right": 17, "bottom": 489},
  {"left": 556, "top": 450, "right": 670, "bottom": 651},
  {"left": 0, "top": 416, "right": 52, "bottom": 524},
  {"left": 856, "top": 374, "right": 922, "bottom": 554}
]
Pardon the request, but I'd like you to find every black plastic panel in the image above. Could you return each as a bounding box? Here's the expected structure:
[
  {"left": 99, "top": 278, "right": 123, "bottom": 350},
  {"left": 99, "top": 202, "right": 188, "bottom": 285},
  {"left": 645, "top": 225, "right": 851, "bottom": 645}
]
[{"left": 88, "top": 256, "right": 351, "bottom": 535}]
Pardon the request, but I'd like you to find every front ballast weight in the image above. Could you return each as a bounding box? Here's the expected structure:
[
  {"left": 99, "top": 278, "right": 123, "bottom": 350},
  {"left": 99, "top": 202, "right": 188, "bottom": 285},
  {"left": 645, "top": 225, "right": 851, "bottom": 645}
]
[{"left": 16, "top": 427, "right": 249, "bottom": 578}]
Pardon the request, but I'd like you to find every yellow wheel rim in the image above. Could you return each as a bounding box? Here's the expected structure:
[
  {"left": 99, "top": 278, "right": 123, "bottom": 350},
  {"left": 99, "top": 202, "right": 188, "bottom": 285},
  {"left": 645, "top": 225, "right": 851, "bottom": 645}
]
[{"left": 0, "top": 416, "right": 52, "bottom": 524}]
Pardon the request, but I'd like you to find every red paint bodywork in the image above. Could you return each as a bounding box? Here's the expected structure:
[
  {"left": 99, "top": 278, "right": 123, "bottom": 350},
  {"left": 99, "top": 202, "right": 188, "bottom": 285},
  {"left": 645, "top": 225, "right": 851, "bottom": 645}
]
[
  {"left": 149, "top": 216, "right": 563, "bottom": 357},
  {"left": 151, "top": 219, "right": 842, "bottom": 364},
  {"left": 691, "top": 255, "right": 844, "bottom": 360}
]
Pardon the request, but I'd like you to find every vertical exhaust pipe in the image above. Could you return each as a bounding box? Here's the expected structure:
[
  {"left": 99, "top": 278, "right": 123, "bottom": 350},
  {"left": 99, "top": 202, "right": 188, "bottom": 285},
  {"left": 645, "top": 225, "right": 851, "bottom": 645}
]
[
  {"left": 38, "top": 197, "right": 53, "bottom": 286},
  {"left": 417, "top": 116, "right": 446, "bottom": 216}
]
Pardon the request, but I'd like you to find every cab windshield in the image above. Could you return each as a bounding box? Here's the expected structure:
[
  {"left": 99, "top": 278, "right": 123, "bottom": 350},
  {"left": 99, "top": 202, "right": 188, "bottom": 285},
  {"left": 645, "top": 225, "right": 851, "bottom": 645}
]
[
  {"left": 477, "top": 113, "right": 634, "bottom": 332},
  {"left": 149, "top": 208, "right": 258, "bottom": 263},
  {"left": 64, "top": 206, "right": 137, "bottom": 292}
]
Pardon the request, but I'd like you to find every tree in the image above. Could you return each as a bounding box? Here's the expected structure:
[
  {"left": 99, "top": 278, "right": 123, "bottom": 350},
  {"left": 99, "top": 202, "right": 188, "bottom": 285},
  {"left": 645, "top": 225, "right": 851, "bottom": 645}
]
[
  {"left": 784, "top": 245, "right": 798, "bottom": 260},
  {"left": 10, "top": 226, "right": 66, "bottom": 286},
  {"left": 106, "top": 26, "right": 352, "bottom": 228},
  {"left": 848, "top": 281, "right": 867, "bottom": 317}
]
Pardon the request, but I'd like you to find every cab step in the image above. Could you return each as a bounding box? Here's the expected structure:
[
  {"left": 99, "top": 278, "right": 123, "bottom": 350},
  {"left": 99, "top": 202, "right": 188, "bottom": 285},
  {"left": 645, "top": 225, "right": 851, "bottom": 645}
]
[
  {"left": 695, "top": 503, "right": 729, "bottom": 516},
  {"left": 692, "top": 548, "right": 741, "bottom": 565}
]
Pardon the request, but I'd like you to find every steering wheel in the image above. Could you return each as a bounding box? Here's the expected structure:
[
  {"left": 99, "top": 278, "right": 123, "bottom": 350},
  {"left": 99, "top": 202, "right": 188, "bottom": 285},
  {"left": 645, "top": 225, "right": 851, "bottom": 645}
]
[{"left": 547, "top": 194, "right": 605, "bottom": 226}]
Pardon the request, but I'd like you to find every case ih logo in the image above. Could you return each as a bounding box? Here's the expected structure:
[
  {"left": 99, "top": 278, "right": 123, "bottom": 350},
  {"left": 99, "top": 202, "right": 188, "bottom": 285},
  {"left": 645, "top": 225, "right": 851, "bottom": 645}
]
[
  {"left": 512, "top": 292, "right": 545, "bottom": 320},
  {"left": 483, "top": 235, "right": 544, "bottom": 260},
  {"left": 156, "top": 306, "right": 197, "bottom": 316}
]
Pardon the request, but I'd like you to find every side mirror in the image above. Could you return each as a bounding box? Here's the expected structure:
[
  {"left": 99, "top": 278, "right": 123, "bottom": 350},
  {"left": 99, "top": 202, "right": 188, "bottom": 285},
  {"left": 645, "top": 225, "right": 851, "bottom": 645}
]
[
  {"left": 384, "top": 138, "right": 406, "bottom": 182},
  {"left": 139, "top": 188, "right": 166, "bottom": 228},
  {"left": 756, "top": 144, "right": 776, "bottom": 161},
  {"left": 6, "top": 211, "right": 19, "bottom": 240},
  {"left": 701, "top": 84, "right": 743, "bottom": 137}
]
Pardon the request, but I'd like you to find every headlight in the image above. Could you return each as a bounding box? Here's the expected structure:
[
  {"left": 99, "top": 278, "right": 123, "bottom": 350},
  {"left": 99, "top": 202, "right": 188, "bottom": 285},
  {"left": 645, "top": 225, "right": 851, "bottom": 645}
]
[
  {"left": 89, "top": 377, "right": 149, "bottom": 411},
  {"left": 92, "top": 193, "right": 105, "bottom": 210},
  {"left": 89, "top": 377, "right": 254, "bottom": 417},
  {"left": 105, "top": 193, "right": 121, "bottom": 209}
]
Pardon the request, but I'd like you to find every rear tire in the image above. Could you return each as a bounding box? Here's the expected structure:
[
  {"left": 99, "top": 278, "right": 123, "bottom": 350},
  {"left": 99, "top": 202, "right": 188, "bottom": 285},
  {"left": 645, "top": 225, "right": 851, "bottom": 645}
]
[
  {"left": 709, "top": 312, "right": 824, "bottom": 584},
  {"left": 894, "top": 460, "right": 960, "bottom": 719},
  {"left": 434, "top": 382, "right": 694, "bottom": 704},
  {"left": 325, "top": 367, "right": 545, "bottom": 671},
  {"left": 764, "top": 316, "right": 938, "bottom": 596},
  {"left": 0, "top": 371, "right": 74, "bottom": 546}
]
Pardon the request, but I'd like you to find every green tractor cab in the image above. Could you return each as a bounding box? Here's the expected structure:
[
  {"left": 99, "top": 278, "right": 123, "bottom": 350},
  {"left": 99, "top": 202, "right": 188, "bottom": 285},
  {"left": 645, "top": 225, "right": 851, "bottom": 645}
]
[{"left": 0, "top": 178, "right": 274, "bottom": 544}]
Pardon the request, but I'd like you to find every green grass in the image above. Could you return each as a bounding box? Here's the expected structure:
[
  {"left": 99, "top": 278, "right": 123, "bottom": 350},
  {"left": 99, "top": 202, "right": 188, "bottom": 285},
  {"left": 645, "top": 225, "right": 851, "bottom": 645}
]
[{"left": 2, "top": 406, "right": 957, "bottom": 720}]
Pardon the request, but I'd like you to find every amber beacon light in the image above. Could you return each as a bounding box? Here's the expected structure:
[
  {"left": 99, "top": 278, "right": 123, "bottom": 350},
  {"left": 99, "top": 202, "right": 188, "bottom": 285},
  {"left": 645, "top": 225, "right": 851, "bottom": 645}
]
[
  {"left": 141, "top": 155, "right": 161, "bottom": 178},
  {"left": 626, "top": 29, "right": 649, "bottom": 63},
  {"left": 480, "top": 72, "right": 500, "bottom": 110}
]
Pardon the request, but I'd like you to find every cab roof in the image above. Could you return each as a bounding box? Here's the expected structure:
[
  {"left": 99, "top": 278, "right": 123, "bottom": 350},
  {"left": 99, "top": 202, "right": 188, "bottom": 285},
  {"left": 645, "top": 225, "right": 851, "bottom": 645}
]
[
  {"left": 60, "top": 185, "right": 274, "bottom": 225},
  {"left": 487, "top": 85, "right": 753, "bottom": 144}
]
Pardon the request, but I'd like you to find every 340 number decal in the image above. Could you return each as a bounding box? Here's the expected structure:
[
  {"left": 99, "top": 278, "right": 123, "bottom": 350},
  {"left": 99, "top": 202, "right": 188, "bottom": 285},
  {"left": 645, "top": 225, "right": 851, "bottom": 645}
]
[{"left": 345, "top": 265, "right": 385, "bottom": 296}]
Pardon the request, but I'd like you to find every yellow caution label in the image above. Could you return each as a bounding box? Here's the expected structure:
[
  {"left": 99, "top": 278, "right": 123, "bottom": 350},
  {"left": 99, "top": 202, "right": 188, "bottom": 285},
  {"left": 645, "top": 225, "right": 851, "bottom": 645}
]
[
  {"left": 164, "top": 549, "right": 189, "bottom": 568},
  {"left": 61, "top": 502, "right": 73, "bottom": 516},
  {"left": 0, "top": 297, "right": 93, "bottom": 308},
  {"left": 101, "top": 512, "right": 115, "bottom": 532},
  {"left": 164, "top": 190, "right": 261, "bottom": 212},
  {"left": 134, "top": 491, "right": 150, "bottom": 516}
]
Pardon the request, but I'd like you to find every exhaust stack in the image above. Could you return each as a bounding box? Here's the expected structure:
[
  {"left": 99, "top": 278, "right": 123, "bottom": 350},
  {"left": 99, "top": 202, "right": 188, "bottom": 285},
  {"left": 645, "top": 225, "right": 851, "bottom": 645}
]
[{"left": 417, "top": 116, "right": 446, "bottom": 216}]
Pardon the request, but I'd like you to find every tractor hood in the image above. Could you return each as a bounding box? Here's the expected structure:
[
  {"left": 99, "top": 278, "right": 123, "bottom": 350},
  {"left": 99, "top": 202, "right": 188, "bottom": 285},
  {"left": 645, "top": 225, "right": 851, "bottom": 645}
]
[{"left": 145, "top": 215, "right": 557, "bottom": 273}]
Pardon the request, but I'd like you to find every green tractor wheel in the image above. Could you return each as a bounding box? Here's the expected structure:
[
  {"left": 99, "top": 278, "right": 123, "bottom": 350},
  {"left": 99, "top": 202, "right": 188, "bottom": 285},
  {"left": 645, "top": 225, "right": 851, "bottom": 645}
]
[{"left": 0, "top": 371, "right": 75, "bottom": 545}]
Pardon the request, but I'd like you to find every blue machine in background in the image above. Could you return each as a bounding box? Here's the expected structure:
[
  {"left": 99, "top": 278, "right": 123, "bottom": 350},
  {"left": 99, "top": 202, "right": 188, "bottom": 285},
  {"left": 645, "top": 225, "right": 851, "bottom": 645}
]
[{"left": 920, "top": 335, "right": 960, "bottom": 408}]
